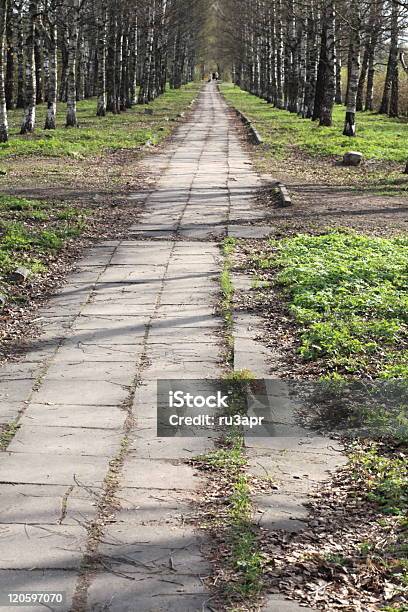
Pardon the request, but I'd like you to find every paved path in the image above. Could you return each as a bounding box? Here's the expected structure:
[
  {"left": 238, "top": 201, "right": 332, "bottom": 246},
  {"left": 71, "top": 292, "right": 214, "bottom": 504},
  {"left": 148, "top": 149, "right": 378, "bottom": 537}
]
[
  {"left": 0, "top": 84, "right": 343, "bottom": 612},
  {"left": 0, "top": 83, "right": 263, "bottom": 611}
]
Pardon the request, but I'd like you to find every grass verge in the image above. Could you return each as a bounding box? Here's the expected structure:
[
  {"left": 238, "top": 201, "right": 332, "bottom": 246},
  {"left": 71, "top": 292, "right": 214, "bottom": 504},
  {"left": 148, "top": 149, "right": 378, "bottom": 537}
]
[
  {"left": 191, "top": 238, "right": 265, "bottom": 609},
  {"left": 221, "top": 83, "right": 408, "bottom": 164},
  {"left": 0, "top": 84, "right": 199, "bottom": 159},
  {"left": 242, "top": 229, "right": 408, "bottom": 610},
  {"left": 251, "top": 230, "right": 408, "bottom": 378},
  {"left": 0, "top": 195, "right": 88, "bottom": 308},
  {"left": 220, "top": 237, "right": 236, "bottom": 356},
  {"left": 220, "top": 83, "right": 408, "bottom": 195},
  {"left": 193, "top": 417, "right": 265, "bottom": 607}
]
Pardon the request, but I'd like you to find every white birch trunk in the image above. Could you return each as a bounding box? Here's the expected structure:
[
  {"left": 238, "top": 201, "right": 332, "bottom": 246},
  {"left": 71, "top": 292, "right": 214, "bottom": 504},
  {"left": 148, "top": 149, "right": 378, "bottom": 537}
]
[
  {"left": 44, "top": 18, "right": 57, "bottom": 129},
  {"left": 0, "top": 0, "right": 8, "bottom": 142},
  {"left": 20, "top": 0, "right": 36, "bottom": 134},
  {"left": 343, "top": 0, "right": 361, "bottom": 136},
  {"left": 66, "top": 0, "right": 79, "bottom": 127}
]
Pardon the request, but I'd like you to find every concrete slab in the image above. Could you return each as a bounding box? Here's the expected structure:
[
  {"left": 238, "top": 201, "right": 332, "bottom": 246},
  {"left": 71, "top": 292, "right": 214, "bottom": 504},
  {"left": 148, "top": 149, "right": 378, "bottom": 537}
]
[
  {"left": 115, "top": 488, "right": 195, "bottom": 525},
  {"left": 53, "top": 342, "right": 143, "bottom": 362},
  {"left": 23, "top": 403, "right": 125, "bottom": 429},
  {"left": 0, "top": 524, "right": 87, "bottom": 569},
  {"left": 0, "top": 570, "right": 77, "bottom": 611},
  {"left": 129, "top": 429, "right": 213, "bottom": 460},
  {"left": 88, "top": 573, "right": 211, "bottom": 611},
  {"left": 0, "top": 402, "right": 23, "bottom": 425},
  {"left": 254, "top": 493, "right": 309, "bottom": 532},
  {"left": 97, "top": 524, "right": 210, "bottom": 574},
  {"left": 44, "top": 360, "right": 135, "bottom": 382},
  {"left": 32, "top": 379, "right": 130, "bottom": 406},
  {"left": 8, "top": 425, "right": 123, "bottom": 457},
  {"left": 228, "top": 225, "right": 274, "bottom": 238},
  {"left": 0, "top": 452, "right": 109, "bottom": 486},
  {"left": 0, "top": 484, "right": 96, "bottom": 525},
  {"left": 121, "top": 458, "right": 200, "bottom": 491},
  {"left": 264, "top": 595, "right": 317, "bottom": 611},
  {"left": 0, "top": 378, "right": 35, "bottom": 404}
]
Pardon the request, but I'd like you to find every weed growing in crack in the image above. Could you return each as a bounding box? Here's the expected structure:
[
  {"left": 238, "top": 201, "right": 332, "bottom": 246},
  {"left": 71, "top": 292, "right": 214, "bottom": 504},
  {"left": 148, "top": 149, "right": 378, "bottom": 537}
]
[{"left": 0, "top": 421, "right": 20, "bottom": 451}]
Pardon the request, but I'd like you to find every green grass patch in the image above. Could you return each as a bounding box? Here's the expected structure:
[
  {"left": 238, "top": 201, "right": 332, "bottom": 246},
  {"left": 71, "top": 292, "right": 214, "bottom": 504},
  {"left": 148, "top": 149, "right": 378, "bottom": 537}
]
[
  {"left": 249, "top": 230, "right": 408, "bottom": 605},
  {"left": 351, "top": 446, "right": 408, "bottom": 516},
  {"left": 220, "top": 237, "right": 236, "bottom": 330},
  {"left": 220, "top": 238, "right": 236, "bottom": 360},
  {"left": 350, "top": 445, "right": 408, "bottom": 603},
  {"left": 0, "top": 422, "right": 19, "bottom": 450},
  {"left": 221, "top": 83, "right": 408, "bottom": 164},
  {"left": 194, "top": 437, "right": 264, "bottom": 600},
  {"left": 254, "top": 230, "right": 408, "bottom": 377},
  {"left": 0, "top": 196, "right": 89, "bottom": 297},
  {"left": 0, "top": 84, "right": 199, "bottom": 159},
  {"left": 193, "top": 242, "right": 265, "bottom": 604}
]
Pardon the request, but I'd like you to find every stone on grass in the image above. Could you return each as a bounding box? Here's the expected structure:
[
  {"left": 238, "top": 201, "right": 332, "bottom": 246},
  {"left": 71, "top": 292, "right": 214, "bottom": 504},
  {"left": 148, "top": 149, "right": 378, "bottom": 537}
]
[
  {"left": 343, "top": 151, "right": 363, "bottom": 166},
  {"left": 10, "top": 266, "right": 31, "bottom": 283}
]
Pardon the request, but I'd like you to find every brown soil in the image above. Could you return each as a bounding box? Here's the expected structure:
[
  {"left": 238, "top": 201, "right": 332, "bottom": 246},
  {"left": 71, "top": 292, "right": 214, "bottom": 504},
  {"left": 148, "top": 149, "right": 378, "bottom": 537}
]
[{"left": 227, "top": 106, "right": 408, "bottom": 239}]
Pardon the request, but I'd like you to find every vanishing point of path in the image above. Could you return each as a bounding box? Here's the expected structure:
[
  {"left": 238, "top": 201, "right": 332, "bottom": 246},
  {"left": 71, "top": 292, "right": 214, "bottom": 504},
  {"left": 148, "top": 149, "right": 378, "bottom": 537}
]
[{"left": 0, "top": 84, "right": 341, "bottom": 611}]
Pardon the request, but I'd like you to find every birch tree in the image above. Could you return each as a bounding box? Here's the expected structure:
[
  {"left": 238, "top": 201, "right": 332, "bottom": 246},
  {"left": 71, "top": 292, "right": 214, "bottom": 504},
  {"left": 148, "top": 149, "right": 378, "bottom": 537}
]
[
  {"left": 65, "top": 0, "right": 80, "bottom": 127},
  {"left": 0, "top": 0, "right": 8, "bottom": 142},
  {"left": 380, "top": 0, "right": 400, "bottom": 116},
  {"left": 44, "top": 0, "right": 57, "bottom": 129},
  {"left": 20, "top": 0, "right": 37, "bottom": 134},
  {"left": 5, "top": 0, "right": 14, "bottom": 109},
  {"left": 343, "top": 0, "right": 361, "bottom": 136},
  {"left": 319, "top": 0, "right": 336, "bottom": 126},
  {"left": 96, "top": 0, "right": 107, "bottom": 116}
]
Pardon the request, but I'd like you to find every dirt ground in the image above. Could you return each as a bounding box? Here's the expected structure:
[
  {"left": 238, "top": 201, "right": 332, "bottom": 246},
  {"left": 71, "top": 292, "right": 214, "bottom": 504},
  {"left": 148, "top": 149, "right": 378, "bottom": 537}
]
[{"left": 229, "top": 107, "right": 408, "bottom": 239}]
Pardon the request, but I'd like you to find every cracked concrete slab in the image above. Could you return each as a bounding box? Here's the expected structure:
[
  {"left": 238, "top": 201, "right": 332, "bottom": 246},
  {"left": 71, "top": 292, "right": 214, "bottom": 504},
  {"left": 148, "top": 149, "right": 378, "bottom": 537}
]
[
  {"left": 87, "top": 573, "right": 211, "bottom": 612},
  {"left": 114, "top": 488, "right": 195, "bottom": 526},
  {"left": 97, "top": 524, "right": 210, "bottom": 575},
  {"left": 0, "top": 484, "right": 97, "bottom": 525},
  {"left": 31, "top": 379, "right": 130, "bottom": 406}
]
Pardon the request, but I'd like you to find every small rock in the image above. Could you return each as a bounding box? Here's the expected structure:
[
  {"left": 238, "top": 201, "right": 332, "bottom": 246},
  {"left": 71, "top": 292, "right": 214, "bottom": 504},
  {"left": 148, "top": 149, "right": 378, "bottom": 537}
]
[
  {"left": 343, "top": 151, "right": 363, "bottom": 166},
  {"left": 0, "top": 294, "right": 7, "bottom": 310},
  {"left": 144, "top": 108, "right": 154, "bottom": 115},
  {"left": 0, "top": 169, "right": 7, "bottom": 176},
  {"left": 10, "top": 266, "right": 30, "bottom": 283}
]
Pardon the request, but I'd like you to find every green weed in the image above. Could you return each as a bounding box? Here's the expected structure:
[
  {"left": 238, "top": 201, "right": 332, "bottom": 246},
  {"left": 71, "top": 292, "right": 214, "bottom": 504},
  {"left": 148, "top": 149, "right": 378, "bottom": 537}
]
[
  {"left": 0, "top": 422, "right": 19, "bottom": 450},
  {"left": 257, "top": 230, "right": 408, "bottom": 377},
  {"left": 351, "top": 448, "right": 408, "bottom": 516}
]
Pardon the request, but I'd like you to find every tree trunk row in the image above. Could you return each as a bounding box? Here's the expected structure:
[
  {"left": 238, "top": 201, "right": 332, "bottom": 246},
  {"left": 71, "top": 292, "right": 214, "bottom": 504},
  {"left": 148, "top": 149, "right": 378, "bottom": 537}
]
[{"left": 0, "top": 0, "right": 200, "bottom": 140}]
